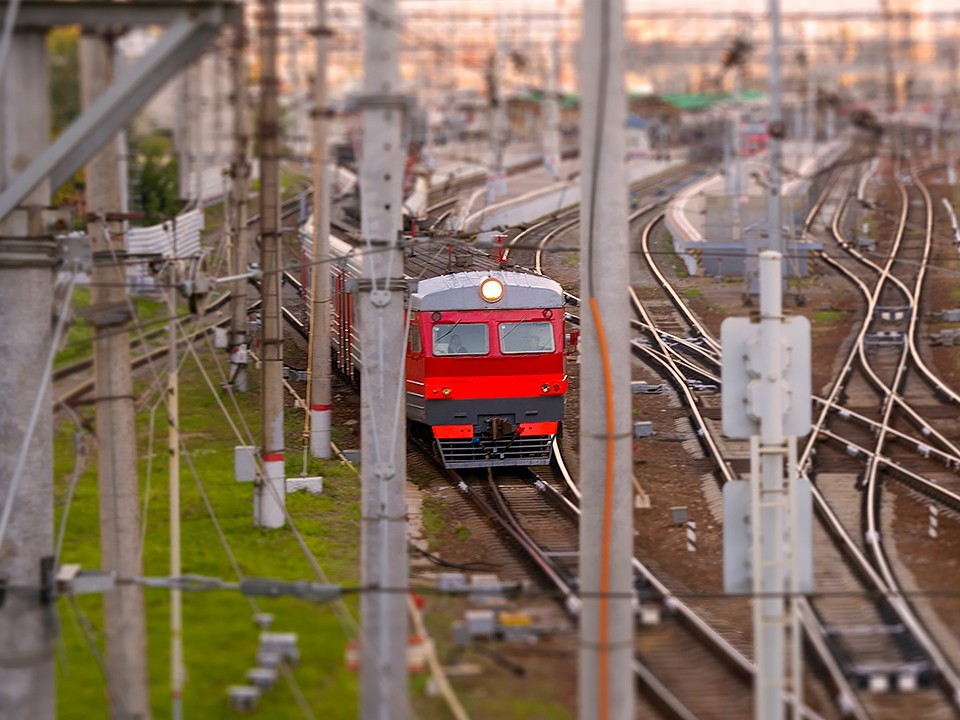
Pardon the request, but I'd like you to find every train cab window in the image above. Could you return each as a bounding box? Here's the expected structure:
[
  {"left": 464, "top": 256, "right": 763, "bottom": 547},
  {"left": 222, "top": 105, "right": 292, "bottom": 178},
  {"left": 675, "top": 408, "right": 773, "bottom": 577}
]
[
  {"left": 408, "top": 326, "right": 421, "bottom": 354},
  {"left": 433, "top": 323, "right": 489, "bottom": 356},
  {"left": 499, "top": 321, "right": 555, "bottom": 354}
]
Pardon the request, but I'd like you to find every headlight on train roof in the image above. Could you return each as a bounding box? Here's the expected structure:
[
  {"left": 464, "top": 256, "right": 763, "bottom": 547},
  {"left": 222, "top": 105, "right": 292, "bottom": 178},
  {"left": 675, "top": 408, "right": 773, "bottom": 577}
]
[{"left": 480, "top": 277, "right": 504, "bottom": 303}]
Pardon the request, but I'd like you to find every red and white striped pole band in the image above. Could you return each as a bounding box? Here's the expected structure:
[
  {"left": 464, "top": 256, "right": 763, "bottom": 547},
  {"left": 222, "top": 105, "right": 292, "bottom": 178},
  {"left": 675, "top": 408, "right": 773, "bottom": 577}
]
[
  {"left": 262, "top": 452, "right": 285, "bottom": 463},
  {"left": 310, "top": 404, "right": 332, "bottom": 412}
]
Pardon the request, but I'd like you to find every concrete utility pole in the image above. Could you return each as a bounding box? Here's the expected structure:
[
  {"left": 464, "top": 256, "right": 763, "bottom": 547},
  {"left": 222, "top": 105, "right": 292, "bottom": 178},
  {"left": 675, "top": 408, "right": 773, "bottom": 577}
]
[
  {"left": 213, "top": 39, "right": 224, "bottom": 193},
  {"left": 949, "top": 49, "right": 958, "bottom": 186},
  {"left": 757, "top": 2, "right": 786, "bottom": 717},
  {"left": 542, "top": 38, "right": 561, "bottom": 180},
  {"left": 257, "top": 0, "right": 286, "bottom": 528},
  {"left": 578, "top": 0, "right": 634, "bottom": 718},
  {"left": 358, "top": 0, "right": 409, "bottom": 716},
  {"left": 486, "top": 26, "right": 507, "bottom": 203},
  {"left": 229, "top": 23, "right": 251, "bottom": 393},
  {"left": 767, "top": 0, "right": 784, "bottom": 257},
  {"left": 805, "top": 49, "right": 816, "bottom": 151},
  {"left": 0, "top": 32, "right": 55, "bottom": 720},
  {"left": 166, "top": 270, "right": 184, "bottom": 719},
  {"left": 731, "top": 65, "right": 743, "bottom": 239},
  {"left": 307, "top": 0, "right": 332, "bottom": 459},
  {"left": 177, "top": 65, "right": 193, "bottom": 200},
  {"left": 881, "top": 0, "right": 897, "bottom": 115},
  {"left": 191, "top": 62, "right": 203, "bottom": 203},
  {"left": 753, "top": 254, "right": 788, "bottom": 720},
  {"left": 80, "top": 32, "right": 150, "bottom": 719}
]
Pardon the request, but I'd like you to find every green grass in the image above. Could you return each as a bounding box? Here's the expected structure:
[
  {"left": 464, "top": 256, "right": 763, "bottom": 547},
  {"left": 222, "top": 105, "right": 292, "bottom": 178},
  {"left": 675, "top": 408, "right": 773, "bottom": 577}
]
[
  {"left": 682, "top": 287, "right": 701, "bottom": 299},
  {"left": 54, "top": 346, "right": 363, "bottom": 718},
  {"left": 420, "top": 497, "right": 448, "bottom": 550},
  {"left": 813, "top": 309, "right": 844, "bottom": 324},
  {"left": 561, "top": 251, "right": 580, "bottom": 268},
  {"left": 280, "top": 166, "right": 311, "bottom": 200},
  {"left": 55, "top": 291, "right": 174, "bottom": 370}
]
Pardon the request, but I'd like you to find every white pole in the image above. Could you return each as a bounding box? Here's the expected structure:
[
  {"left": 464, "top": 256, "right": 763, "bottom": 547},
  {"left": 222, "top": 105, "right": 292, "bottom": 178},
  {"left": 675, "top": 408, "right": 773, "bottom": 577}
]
[
  {"left": 542, "top": 37, "right": 561, "bottom": 181},
  {"left": 359, "top": 0, "right": 409, "bottom": 716},
  {"left": 228, "top": 24, "right": 251, "bottom": 394},
  {"left": 788, "top": 437, "right": 803, "bottom": 720},
  {"left": 307, "top": 0, "right": 332, "bottom": 459},
  {"left": 732, "top": 65, "right": 742, "bottom": 240},
  {"left": 487, "top": 22, "right": 507, "bottom": 203},
  {"left": 579, "top": 0, "right": 634, "bottom": 718},
  {"left": 81, "top": 31, "right": 150, "bottom": 717},
  {"left": 755, "top": 251, "right": 787, "bottom": 720},
  {"left": 806, "top": 51, "right": 816, "bottom": 152},
  {"left": 0, "top": 34, "right": 55, "bottom": 717},
  {"left": 168, "top": 276, "right": 184, "bottom": 719},
  {"left": 949, "top": 49, "right": 957, "bottom": 186},
  {"left": 767, "top": 0, "right": 784, "bottom": 257},
  {"left": 929, "top": 504, "right": 939, "bottom": 539},
  {"left": 257, "top": 0, "right": 286, "bottom": 529}
]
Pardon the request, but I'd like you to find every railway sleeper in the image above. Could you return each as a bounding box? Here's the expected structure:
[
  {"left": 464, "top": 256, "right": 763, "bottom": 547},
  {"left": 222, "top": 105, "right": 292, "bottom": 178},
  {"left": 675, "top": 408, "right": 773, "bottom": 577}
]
[{"left": 846, "top": 661, "right": 934, "bottom": 693}]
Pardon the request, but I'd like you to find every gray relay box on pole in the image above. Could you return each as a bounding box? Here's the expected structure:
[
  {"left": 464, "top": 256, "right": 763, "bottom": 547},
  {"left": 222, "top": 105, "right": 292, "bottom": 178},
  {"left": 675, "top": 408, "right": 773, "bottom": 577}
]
[
  {"left": 720, "top": 315, "right": 811, "bottom": 439},
  {"left": 720, "top": 310, "right": 813, "bottom": 595},
  {"left": 722, "top": 477, "right": 814, "bottom": 593}
]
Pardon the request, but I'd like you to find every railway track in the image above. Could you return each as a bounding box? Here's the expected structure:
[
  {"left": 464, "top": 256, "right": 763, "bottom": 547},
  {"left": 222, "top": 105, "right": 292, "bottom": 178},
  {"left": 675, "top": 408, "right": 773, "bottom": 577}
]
[
  {"left": 288, "top": 145, "right": 954, "bottom": 717},
  {"left": 628, "top": 143, "right": 960, "bottom": 718}
]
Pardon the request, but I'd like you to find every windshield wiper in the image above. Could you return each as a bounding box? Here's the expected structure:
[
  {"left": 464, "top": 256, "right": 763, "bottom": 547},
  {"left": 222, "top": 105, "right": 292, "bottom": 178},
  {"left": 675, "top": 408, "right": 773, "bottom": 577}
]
[{"left": 435, "top": 319, "right": 461, "bottom": 342}]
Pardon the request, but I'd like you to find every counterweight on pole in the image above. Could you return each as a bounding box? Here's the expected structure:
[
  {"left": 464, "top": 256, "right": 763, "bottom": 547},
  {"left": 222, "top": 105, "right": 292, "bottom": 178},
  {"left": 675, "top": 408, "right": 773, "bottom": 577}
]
[
  {"left": 257, "top": 0, "right": 286, "bottom": 529},
  {"left": 359, "top": 0, "right": 409, "bottom": 716},
  {"left": 578, "top": 0, "right": 634, "bottom": 718}
]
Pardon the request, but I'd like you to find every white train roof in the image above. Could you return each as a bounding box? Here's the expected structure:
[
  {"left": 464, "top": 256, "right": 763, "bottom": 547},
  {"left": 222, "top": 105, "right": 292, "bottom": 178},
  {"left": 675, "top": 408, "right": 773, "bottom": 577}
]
[{"left": 411, "top": 270, "right": 564, "bottom": 311}]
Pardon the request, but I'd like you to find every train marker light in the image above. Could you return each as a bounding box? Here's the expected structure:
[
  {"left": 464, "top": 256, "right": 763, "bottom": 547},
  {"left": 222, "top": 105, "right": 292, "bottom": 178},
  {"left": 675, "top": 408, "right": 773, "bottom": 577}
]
[
  {"left": 441, "top": 387, "right": 453, "bottom": 397},
  {"left": 480, "top": 278, "right": 504, "bottom": 302},
  {"left": 541, "top": 383, "right": 550, "bottom": 393}
]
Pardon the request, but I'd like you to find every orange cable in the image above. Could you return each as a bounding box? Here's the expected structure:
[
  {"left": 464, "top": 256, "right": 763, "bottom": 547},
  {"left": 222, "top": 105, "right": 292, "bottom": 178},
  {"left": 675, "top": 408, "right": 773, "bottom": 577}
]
[{"left": 589, "top": 296, "right": 616, "bottom": 720}]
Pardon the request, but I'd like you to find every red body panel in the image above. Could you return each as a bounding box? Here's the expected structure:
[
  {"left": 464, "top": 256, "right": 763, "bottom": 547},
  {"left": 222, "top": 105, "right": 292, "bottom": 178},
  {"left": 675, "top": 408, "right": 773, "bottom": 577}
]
[
  {"left": 405, "top": 308, "right": 568, "bottom": 399},
  {"left": 432, "top": 421, "right": 558, "bottom": 439}
]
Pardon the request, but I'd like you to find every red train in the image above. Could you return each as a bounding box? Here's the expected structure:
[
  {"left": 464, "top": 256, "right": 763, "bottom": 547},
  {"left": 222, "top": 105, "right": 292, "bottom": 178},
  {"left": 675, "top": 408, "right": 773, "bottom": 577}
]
[
  {"left": 308, "top": 232, "right": 571, "bottom": 468},
  {"left": 405, "top": 271, "right": 569, "bottom": 468}
]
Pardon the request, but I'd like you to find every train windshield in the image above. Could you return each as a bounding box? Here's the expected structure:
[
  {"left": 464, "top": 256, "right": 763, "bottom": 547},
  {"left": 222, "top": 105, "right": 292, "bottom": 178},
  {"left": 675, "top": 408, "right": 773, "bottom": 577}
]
[
  {"left": 499, "top": 321, "right": 555, "bottom": 354},
  {"left": 433, "top": 323, "right": 489, "bottom": 356}
]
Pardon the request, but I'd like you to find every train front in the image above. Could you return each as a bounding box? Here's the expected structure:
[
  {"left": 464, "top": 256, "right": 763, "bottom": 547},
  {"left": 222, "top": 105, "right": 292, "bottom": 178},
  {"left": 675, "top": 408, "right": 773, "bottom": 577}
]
[{"left": 406, "top": 271, "right": 570, "bottom": 468}]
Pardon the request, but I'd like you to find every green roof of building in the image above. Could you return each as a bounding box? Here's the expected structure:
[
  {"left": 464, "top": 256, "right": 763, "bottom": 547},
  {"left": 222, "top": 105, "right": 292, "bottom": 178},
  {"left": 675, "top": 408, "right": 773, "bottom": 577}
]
[{"left": 659, "top": 90, "right": 765, "bottom": 111}]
